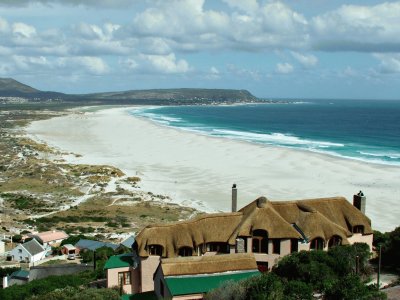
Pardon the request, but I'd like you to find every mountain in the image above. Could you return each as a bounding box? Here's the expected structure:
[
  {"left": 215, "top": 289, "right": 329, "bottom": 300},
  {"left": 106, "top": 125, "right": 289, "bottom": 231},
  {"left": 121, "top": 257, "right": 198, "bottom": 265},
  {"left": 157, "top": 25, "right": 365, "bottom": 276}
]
[
  {"left": 0, "top": 78, "right": 261, "bottom": 105},
  {"left": 0, "top": 78, "right": 39, "bottom": 94}
]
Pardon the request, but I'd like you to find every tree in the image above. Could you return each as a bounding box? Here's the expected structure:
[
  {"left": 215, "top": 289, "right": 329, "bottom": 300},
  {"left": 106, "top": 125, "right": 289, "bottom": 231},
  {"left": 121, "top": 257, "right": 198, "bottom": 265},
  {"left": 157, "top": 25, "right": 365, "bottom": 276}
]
[{"left": 244, "top": 273, "right": 284, "bottom": 300}]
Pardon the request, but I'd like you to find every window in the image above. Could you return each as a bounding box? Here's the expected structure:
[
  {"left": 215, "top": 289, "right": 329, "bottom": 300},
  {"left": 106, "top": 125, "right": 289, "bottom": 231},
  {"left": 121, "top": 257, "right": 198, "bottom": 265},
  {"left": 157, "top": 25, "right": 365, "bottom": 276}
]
[
  {"left": 310, "top": 238, "right": 324, "bottom": 250},
  {"left": 353, "top": 225, "right": 364, "bottom": 234},
  {"left": 272, "top": 239, "right": 281, "bottom": 254},
  {"left": 207, "top": 242, "right": 229, "bottom": 253},
  {"left": 290, "top": 239, "right": 298, "bottom": 253},
  {"left": 118, "top": 271, "right": 131, "bottom": 285},
  {"left": 178, "top": 247, "right": 193, "bottom": 257},
  {"left": 18, "top": 249, "right": 22, "bottom": 253},
  {"left": 148, "top": 245, "right": 163, "bottom": 256},
  {"left": 252, "top": 229, "right": 268, "bottom": 253},
  {"left": 328, "top": 235, "right": 342, "bottom": 248}
]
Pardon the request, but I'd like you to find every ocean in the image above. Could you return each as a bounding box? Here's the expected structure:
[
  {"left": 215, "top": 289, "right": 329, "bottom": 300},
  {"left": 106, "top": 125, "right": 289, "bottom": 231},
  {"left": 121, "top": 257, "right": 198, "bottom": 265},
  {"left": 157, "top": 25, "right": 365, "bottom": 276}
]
[{"left": 131, "top": 99, "right": 400, "bottom": 166}]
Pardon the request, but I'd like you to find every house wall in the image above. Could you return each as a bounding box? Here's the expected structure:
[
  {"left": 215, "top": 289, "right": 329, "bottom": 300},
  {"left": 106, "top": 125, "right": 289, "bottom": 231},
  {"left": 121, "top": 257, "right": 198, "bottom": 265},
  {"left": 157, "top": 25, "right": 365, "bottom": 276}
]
[
  {"left": 106, "top": 266, "right": 134, "bottom": 295},
  {"left": 61, "top": 247, "right": 77, "bottom": 255},
  {"left": 31, "top": 251, "right": 46, "bottom": 263},
  {"left": 348, "top": 234, "right": 373, "bottom": 251},
  {"left": 245, "top": 238, "right": 292, "bottom": 269},
  {"left": 131, "top": 267, "right": 140, "bottom": 294},
  {"left": 140, "top": 255, "right": 161, "bottom": 292},
  {"left": 10, "top": 245, "right": 30, "bottom": 262},
  {"left": 0, "top": 241, "right": 5, "bottom": 254}
]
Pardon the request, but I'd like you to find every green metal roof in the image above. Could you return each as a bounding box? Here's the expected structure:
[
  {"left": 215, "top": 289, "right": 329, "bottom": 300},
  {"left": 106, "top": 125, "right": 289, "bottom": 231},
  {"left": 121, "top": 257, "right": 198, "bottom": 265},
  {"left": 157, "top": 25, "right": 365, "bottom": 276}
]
[
  {"left": 165, "top": 270, "right": 260, "bottom": 296},
  {"left": 104, "top": 254, "right": 134, "bottom": 270},
  {"left": 121, "top": 292, "right": 157, "bottom": 300},
  {"left": 11, "top": 269, "right": 29, "bottom": 279}
]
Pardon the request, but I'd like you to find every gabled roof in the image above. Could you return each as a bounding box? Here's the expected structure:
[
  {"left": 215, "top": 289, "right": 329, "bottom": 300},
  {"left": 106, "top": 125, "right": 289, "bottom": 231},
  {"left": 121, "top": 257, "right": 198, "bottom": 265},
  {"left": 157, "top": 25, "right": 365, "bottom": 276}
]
[
  {"left": 120, "top": 235, "right": 135, "bottom": 248},
  {"left": 161, "top": 253, "right": 258, "bottom": 277},
  {"left": 75, "top": 239, "right": 118, "bottom": 251},
  {"left": 21, "top": 239, "right": 46, "bottom": 256},
  {"left": 165, "top": 270, "right": 260, "bottom": 296},
  {"left": 31, "top": 231, "right": 69, "bottom": 243},
  {"left": 11, "top": 269, "right": 29, "bottom": 279},
  {"left": 104, "top": 254, "right": 135, "bottom": 270}
]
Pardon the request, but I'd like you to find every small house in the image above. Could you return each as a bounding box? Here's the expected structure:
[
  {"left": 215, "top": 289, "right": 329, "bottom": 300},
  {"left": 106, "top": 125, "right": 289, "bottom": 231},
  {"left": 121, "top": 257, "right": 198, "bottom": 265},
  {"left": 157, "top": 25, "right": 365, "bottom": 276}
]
[
  {"left": 154, "top": 253, "right": 260, "bottom": 299},
  {"left": 61, "top": 244, "right": 77, "bottom": 256},
  {"left": 104, "top": 254, "right": 139, "bottom": 294},
  {"left": 30, "top": 230, "right": 69, "bottom": 247},
  {"left": 9, "top": 239, "right": 46, "bottom": 263}
]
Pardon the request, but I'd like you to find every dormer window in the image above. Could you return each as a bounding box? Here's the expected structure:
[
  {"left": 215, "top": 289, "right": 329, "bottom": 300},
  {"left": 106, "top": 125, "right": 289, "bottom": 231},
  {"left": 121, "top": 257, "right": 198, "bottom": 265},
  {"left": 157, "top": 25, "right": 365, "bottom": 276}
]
[
  {"left": 252, "top": 229, "right": 268, "bottom": 254},
  {"left": 178, "top": 247, "right": 193, "bottom": 257},
  {"left": 148, "top": 244, "right": 163, "bottom": 256},
  {"left": 328, "top": 235, "right": 342, "bottom": 248},
  {"left": 353, "top": 225, "right": 364, "bottom": 234},
  {"left": 206, "top": 242, "right": 229, "bottom": 253}
]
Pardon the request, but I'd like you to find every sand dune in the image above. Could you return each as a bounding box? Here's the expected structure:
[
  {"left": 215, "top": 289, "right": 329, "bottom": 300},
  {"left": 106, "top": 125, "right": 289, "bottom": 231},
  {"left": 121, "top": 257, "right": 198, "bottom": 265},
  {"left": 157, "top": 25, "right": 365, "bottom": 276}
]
[{"left": 26, "top": 106, "right": 400, "bottom": 232}]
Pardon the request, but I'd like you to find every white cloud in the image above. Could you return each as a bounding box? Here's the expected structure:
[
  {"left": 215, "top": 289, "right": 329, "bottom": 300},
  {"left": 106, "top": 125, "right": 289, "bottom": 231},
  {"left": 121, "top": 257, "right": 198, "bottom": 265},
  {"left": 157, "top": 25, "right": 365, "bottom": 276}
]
[
  {"left": 373, "top": 53, "right": 400, "bottom": 73},
  {"left": 276, "top": 62, "right": 294, "bottom": 74},
  {"left": 12, "top": 55, "right": 49, "bottom": 70},
  {"left": 0, "top": 17, "right": 9, "bottom": 33},
  {"left": 120, "top": 58, "right": 138, "bottom": 70},
  {"left": 291, "top": 52, "right": 318, "bottom": 67},
  {"left": 58, "top": 56, "right": 109, "bottom": 75},
  {"left": 207, "top": 66, "right": 220, "bottom": 79},
  {"left": 141, "top": 53, "right": 190, "bottom": 74},
  {"left": 12, "top": 22, "right": 36, "bottom": 38},
  {"left": 311, "top": 2, "right": 400, "bottom": 52}
]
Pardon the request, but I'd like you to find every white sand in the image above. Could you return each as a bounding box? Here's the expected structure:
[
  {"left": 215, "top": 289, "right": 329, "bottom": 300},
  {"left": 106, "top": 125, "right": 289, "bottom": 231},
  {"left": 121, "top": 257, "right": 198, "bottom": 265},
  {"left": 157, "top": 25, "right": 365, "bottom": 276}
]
[{"left": 26, "top": 106, "right": 400, "bottom": 232}]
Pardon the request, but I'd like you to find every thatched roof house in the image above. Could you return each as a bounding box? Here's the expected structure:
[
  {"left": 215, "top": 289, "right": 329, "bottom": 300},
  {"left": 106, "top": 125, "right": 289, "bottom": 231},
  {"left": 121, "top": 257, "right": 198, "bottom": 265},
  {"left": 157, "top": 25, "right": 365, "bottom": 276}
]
[{"left": 135, "top": 196, "right": 372, "bottom": 258}]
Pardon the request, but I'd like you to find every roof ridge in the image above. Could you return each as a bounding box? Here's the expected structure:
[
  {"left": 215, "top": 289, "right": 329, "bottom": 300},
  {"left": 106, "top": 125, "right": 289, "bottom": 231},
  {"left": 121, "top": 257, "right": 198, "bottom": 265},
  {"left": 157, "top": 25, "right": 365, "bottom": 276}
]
[{"left": 145, "top": 212, "right": 243, "bottom": 229}]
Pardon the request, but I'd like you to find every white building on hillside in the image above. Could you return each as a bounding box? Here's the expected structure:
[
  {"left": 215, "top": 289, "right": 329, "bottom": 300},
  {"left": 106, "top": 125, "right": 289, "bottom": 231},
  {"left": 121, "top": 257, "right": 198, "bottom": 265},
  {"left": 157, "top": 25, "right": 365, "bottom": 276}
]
[{"left": 9, "top": 239, "right": 46, "bottom": 263}]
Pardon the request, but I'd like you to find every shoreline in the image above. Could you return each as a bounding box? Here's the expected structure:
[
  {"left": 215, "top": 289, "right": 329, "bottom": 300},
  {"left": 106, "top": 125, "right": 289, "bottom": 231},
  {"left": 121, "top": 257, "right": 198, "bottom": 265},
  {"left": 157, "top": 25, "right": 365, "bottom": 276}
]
[{"left": 25, "top": 106, "right": 400, "bottom": 232}]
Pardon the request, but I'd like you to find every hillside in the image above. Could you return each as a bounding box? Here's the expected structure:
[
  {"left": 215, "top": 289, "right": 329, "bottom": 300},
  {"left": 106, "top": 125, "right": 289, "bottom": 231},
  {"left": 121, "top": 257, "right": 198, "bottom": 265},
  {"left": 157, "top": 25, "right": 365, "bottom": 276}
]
[
  {"left": 0, "top": 77, "right": 261, "bottom": 105},
  {"left": 0, "top": 78, "right": 38, "bottom": 94}
]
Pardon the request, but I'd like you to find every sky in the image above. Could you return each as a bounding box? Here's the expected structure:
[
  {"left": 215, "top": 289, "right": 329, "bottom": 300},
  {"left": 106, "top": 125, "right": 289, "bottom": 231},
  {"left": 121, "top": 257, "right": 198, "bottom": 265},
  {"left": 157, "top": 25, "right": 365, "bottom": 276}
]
[{"left": 0, "top": 0, "right": 400, "bottom": 99}]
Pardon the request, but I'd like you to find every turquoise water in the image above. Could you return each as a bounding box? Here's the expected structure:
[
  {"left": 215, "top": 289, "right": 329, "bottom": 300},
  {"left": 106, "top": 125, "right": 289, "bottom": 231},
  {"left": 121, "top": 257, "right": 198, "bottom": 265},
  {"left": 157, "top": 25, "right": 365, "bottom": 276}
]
[{"left": 131, "top": 99, "right": 400, "bottom": 166}]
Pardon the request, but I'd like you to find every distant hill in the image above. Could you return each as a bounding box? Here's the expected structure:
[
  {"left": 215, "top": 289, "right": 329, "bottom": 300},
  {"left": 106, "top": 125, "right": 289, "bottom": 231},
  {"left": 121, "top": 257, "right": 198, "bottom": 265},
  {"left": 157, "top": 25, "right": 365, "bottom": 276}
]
[
  {"left": 0, "top": 78, "right": 39, "bottom": 94},
  {"left": 0, "top": 77, "right": 262, "bottom": 105}
]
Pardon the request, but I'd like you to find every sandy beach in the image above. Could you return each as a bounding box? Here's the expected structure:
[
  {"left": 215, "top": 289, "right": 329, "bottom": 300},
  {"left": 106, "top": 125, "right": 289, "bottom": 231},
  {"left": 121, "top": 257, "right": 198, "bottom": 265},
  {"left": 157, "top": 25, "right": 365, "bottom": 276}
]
[{"left": 26, "top": 106, "right": 400, "bottom": 232}]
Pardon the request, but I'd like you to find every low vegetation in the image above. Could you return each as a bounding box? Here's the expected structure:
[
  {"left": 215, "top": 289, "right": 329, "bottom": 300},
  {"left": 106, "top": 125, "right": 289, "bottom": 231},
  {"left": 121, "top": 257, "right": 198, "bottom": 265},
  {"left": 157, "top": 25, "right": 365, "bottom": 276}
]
[
  {"left": 207, "top": 244, "right": 386, "bottom": 300},
  {"left": 0, "top": 106, "right": 197, "bottom": 238}
]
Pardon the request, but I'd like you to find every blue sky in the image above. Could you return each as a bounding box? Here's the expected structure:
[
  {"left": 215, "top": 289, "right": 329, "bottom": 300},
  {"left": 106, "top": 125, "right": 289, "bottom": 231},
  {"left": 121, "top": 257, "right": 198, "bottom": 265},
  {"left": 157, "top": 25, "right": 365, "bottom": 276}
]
[{"left": 0, "top": 0, "right": 400, "bottom": 99}]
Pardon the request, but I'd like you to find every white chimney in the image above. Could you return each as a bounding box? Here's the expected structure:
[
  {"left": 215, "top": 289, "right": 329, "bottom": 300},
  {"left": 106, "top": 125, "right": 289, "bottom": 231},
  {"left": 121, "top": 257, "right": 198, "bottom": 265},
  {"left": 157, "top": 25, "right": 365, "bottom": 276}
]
[
  {"left": 353, "top": 190, "right": 366, "bottom": 214},
  {"left": 232, "top": 184, "right": 237, "bottom": 212}
]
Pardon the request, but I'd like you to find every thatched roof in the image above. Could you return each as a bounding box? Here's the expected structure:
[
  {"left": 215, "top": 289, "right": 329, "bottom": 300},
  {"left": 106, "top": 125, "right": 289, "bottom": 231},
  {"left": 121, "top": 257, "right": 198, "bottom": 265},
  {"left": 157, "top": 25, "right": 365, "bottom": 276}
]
[
  {"left": 160, "top": 253, "right": 258, "bottom": 277},
  {"left": 135, "top": 213, "right": 243, "bottom": 257},
  {"left": 135, "top": 196, "right": 372, "bottom": 258},
  {"left": 270, "top": 197, "right": 373, "bottom": 238},
  {"left": 232, "top": 197, "right": 302, "bottom": 240}
]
